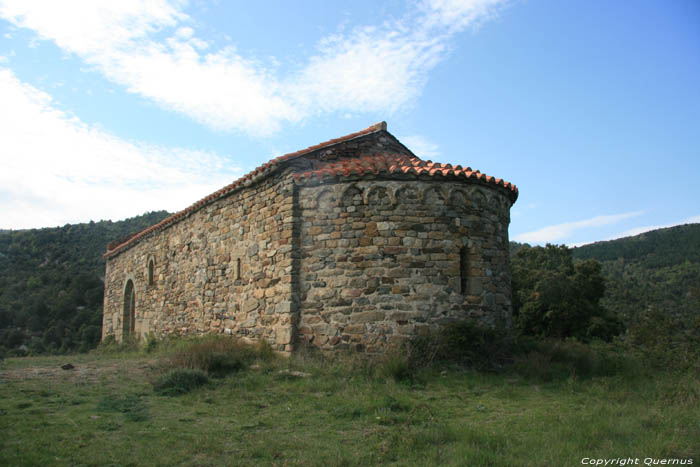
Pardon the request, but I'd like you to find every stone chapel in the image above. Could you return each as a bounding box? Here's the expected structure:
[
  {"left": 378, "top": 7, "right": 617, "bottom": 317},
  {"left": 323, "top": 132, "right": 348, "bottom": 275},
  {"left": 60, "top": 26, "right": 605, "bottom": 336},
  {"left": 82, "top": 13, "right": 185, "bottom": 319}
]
[{"left": 102, "top": 122, "right": 518, "bottom": 354}]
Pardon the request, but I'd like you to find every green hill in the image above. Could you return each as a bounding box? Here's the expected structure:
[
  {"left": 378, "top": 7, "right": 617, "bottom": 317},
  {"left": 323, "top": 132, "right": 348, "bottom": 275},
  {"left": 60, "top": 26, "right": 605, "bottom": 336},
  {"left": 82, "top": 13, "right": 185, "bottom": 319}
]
[
  {"left": 0, "top": 211, "right": 170, "bottom": 355},
  {"left": 572, "top": 223, "right": 700, "bottom": 267},
  {"left": 570, "top": 224, "right": 700, "bottom": 323}
]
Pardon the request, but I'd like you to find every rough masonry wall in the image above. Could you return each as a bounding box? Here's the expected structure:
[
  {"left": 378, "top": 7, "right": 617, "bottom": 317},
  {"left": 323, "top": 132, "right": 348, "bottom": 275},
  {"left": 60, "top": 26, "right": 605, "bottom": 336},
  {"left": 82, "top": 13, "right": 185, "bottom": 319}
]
[
  {"left": 102, "top": 171, "right": 297, "bottom": 351},
  {"left": 297, "top": 178, "right": 512, "bottom": 353}
]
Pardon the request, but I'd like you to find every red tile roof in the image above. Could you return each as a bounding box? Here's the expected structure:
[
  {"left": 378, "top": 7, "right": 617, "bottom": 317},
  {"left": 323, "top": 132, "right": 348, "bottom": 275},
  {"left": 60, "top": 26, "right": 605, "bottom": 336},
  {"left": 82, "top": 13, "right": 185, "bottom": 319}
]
[
  {"left": 293, "top": 152, "right": 518, "bottom": 198},
  {"left": 104, "top": 121, "right": 517, "bottom": 258}
]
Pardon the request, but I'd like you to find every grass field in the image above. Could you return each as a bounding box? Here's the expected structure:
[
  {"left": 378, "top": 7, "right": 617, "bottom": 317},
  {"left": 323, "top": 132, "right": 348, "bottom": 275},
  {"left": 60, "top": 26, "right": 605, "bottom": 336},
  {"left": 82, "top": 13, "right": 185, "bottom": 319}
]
[{"left": 0, "top": 338, "right": 698, "bottom": 466}]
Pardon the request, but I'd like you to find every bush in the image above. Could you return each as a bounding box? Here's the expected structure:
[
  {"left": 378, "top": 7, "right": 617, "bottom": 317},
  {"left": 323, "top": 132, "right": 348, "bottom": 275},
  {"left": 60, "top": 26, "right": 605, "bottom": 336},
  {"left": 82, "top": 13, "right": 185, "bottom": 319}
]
[
  {"left": 166, "top": 335, "right": 274, "bottom": 377},
  {"left": 513, "top": 338, "right": 626, "bottom": 382},
  {"left": 144, "top": 333, "right": 158, "bottom": 353},
  {"left": 153, "top": 369, "right": 209, "bottom": 396},
  {"left": 407, "top": 321, "right": 520, "bottom": 371},
  {"left": 376, "top": 354, "right": 415, "bottom": 383},
  {"left": 511, "top": 244, "right": 624, "bottom": 340},
  {"left": 626, "top": 307, "right": 700, "bottom": 371},
  {"left": 401, "top": 321, "right": 630, "bottom": 382}
]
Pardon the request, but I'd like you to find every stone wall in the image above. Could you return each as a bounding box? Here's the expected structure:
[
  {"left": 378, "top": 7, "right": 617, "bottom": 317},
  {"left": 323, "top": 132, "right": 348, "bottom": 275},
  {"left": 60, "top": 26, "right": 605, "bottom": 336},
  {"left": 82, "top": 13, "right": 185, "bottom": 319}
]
[
  {"left": 296, "top": 178, "right": 512, "bottom": 353},
  {"left": 102, "top": 171, "right": 298, "bottom": 351}
]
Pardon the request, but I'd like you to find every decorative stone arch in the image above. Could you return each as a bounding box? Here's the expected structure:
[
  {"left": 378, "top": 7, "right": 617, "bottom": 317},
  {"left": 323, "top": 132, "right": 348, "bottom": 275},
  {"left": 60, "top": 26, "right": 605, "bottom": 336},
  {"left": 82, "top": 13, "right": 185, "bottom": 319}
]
[
  {"left": 146, "top": 255, "right": 156, "bottom": 286},
  {"left": 395, "top": 185, "right": 420, "bottom": 205},
  {"left": 501, "top": 193, "right": 512, "bottom": 210},
  {"left": 448, "top": 189, "right": 469, "bottom": 211},
  {"left": 470, "top": 188, "right": 487, "bottom": 211},
  {"left": 340, "top": 184, "right": 363, "bottom": 206},
  {"left": 122, "top": 276, "right": 136, "bottom": 339},
  {"left": 341, "top": 184, "right": 364, "bottom": 218},
  {"left": 366, "top": 185, "right": 393, "bottom": 209},
  {"left": 316, "top": 189, "right": 338, "bottom": 210},
  {"left": 487, "top": 193, "right": 500, "bottom": 212},
  {"left": 423, "top": 186, "right": 448, "bottom": 209}
]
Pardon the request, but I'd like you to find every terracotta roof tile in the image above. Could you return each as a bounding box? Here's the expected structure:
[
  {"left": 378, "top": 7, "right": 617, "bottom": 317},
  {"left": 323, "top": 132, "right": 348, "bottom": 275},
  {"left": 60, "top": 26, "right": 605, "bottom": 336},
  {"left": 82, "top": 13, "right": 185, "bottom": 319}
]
[{"left": 293, "top": 152, "right": 518, "bottom": 200}]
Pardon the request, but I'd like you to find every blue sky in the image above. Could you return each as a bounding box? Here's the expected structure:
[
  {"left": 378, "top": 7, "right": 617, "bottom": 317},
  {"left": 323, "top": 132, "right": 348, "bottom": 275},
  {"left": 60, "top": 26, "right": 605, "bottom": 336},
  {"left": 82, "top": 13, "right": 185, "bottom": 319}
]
[{"left": 0, "top": 0, "right": 698, "bottom": 246}]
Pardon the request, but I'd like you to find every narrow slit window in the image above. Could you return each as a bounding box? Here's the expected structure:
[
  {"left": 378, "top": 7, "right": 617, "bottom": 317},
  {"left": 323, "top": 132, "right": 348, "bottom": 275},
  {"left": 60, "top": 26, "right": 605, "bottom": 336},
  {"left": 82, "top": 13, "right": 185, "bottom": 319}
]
[
  {"left": 123, "top": 279, "right": 135, "bottom": 336},
  {"left": 460, "top": 247, "right": 469, "bottom": 295},
  {"left": 235, "top": 258, "right": 241, "bottom": 280},
  {"left": 148, "top": 259, "right": 155, "bottom": 286}
]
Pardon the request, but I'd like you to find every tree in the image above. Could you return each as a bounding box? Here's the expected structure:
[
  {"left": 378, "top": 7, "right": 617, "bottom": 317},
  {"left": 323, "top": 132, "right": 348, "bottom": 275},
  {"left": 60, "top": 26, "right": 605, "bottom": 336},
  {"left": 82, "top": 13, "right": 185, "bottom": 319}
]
[{"left": 511, "top": 244, "right": 623, "bottom": 341}]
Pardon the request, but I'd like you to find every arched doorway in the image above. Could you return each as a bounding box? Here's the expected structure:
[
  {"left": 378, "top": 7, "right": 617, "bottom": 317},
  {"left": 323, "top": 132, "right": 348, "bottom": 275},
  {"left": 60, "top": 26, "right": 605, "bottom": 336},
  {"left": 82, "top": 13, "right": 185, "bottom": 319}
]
[{"left": 123, "top": 279, "right": 135, "bottom": 337}]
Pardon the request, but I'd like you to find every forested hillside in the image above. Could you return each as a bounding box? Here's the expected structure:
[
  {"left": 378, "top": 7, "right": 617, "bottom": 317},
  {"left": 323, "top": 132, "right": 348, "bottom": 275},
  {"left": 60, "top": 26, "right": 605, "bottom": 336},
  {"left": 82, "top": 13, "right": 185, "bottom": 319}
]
[
  {"left": 0, "top": 211, "right": 169, "bottom": 355},
  {"left": 573, "top": 223, "right": 700, "bottom": 267},
  {"left": 572, "top": 223, "right": 700, "bottom": 323}
]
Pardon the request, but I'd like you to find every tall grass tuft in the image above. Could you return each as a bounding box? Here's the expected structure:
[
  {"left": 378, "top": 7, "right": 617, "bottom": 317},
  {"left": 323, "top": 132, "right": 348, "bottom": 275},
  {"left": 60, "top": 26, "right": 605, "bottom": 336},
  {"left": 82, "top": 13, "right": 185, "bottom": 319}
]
[
  {"left": 92, "top": 334, "right": 143, "bottom": 356},
  {"left": 165, "top": 335, "right": 275, "bottom": 377}
]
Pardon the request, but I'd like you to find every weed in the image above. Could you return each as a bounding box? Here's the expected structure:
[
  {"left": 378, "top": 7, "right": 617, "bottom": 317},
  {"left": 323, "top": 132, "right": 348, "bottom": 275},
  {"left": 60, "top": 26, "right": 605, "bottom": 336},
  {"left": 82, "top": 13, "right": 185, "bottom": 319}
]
[
  {"left": 93, "top": 334, "right": 142, "bottom": 355},
  {"left": 152, "top": 369, "right": 209, "bottom": 396},
  {"left": 96, "top": 394, "right": 149, "bottom": 422},
  {"left": 376, "top": 354, "right": 414, "bottom": 383},
  {"left": 165, "top": 335, "right": 274, "bottom": 377},
  {"left": 144, "top": 333, "right": 158, "bottom": 353}
]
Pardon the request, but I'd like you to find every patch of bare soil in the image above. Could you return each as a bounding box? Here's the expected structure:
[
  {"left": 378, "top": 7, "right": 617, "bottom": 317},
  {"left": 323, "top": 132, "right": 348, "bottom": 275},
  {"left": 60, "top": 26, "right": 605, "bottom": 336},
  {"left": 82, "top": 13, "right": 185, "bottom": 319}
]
[{"left": 0, "top": 358, "right": 159, "bottom": 383}]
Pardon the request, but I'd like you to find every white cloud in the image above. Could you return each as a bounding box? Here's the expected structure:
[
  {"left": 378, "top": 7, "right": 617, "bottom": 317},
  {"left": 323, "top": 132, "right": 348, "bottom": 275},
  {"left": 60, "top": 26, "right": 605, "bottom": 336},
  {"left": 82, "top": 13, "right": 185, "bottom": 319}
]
[
  {"left": 513, "top": 211, "right": 645, "bottom": 244},
  {"left": 419, "top": 0, "right": 506, "bottom": 32},
  {"left": 0, "top": 0, "right": 507, "bottom": 136},
  {"left": 399, "top": 135, "right": 440, "bottom": 158},
  {"left": 0, "top": 68, "right": 240, "bottom": 229}
]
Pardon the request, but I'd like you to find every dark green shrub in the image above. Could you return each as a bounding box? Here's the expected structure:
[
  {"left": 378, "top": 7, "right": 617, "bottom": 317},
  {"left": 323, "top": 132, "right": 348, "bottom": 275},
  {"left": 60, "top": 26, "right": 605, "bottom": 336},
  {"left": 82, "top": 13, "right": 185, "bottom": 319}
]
[
  {"left": 153, "top": 369, "right": 209, "bottom": 396},
  {"left": 376, "top": 354, "right": 415, "bottom": 382},
  {"left": 511, "top": 244, "right": 624, "bottom": 340},
  {"left": 144, "top": 333, "right": 158, "bottom": 353},
  {"left": 407, "top": 321, "right": 520, "bottom": 371}
]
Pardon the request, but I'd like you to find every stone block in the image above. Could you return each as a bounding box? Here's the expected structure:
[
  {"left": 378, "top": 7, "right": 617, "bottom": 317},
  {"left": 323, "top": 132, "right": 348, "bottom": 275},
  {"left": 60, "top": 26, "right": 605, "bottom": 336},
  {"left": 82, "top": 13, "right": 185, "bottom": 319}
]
[
  {"left": 353, "top": 311, "right": 384, "bottom": 323},
  {"left": 243, "top": 299, "right": 259, "bottom": 313},
  {"left": 275, "top": 326, "right": 293, "bottom": 345}
]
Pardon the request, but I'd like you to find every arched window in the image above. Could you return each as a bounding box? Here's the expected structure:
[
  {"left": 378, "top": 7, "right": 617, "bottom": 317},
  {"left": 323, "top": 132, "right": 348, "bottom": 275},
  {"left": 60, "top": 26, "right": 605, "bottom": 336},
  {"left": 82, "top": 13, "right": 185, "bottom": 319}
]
[
  {"left": 148, "top": 259, "right": 155, "bottom": 286},
  {"left": 123, "top": 279, "right": 136, "bottom": 337}
]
